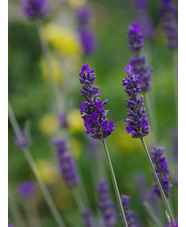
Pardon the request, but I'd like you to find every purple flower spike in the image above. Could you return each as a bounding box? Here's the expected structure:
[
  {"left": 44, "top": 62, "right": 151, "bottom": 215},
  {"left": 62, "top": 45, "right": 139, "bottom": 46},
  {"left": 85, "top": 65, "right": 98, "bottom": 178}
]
[
  {"left": 82, "top": 208, "right": 94, "bottom": 227},
  {"left": 14, "top": 130, "right": 32, "bottom": 149},
  {"left": 79, "top": 64, "right": 114, "bottom": 140},
  {"left": 164, "top": 220, "right": 178, "bottom": 227},
  {"left": 160, "top": 0, "right": 178, "bottom": 49},
  {"left": 151, "top": 146, "right": 172, "bottom": 198},
  {"left": 122, "top": 65, "right": 149, "bottom": 138},
  {"left": 58, "top": 113, "right": 68, "bottom": 128},
  {"left": 127, "top": 23, "right": 144, "bottom": 52},
  {"left": 97, "top": 179, "right": 117, "bottom": 227},
  {"left": 53, "top": 138, "right": 79, "bottom": 188},
  {"left": 21, "top": 0, "right": 50, "bottom": 20},
  {"left": 76, "top": 6, "right": 90, "bottom": 26},
  {"left": 120, "top": 195, "right": 137, "bottom": 227},
  {"left": 18, "top": 181, "right": 37, "bottom": 198},
  {"left": 79, "top": 28, "right": 97, "bottom": 55},
  {"left": 127, "top": 23, "right": 153, "bottom": 92}
]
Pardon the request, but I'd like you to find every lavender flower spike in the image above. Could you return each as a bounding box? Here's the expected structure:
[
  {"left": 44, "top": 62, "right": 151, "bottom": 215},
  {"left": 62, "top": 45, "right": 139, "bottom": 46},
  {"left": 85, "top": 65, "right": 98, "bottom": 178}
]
[
  {"left": 82, "top": 208, "right": 94, "bottom": 227},
  {"left": 121, "top": 195, "right": 137, "bottom": 227},
  {"left": 151, "top": 146, "right": 172, "bottom": 198},
  {"left": 97, "top": 179, "right": 117, "bottom": 227},
  {"left": 18, "top": 181, "right": 37, "bottom": 198},
  {"left": 8, "top": 221, "right": 13, "bottom": 227},
  {"left": 53, "top": 138, "right": 79, "bottom": 188},
  {"left": 127, "top": 23, "right": 153, "bottom": 92},
  {"left": 160, "top": 0, "right": 178, "bottom": 49},
  {"left": 79, "top": 64, "right": 114, "bottom": 139},
  {"left": 21, "top": 0, "right": 50, "bottom": 20},
  {"left": 122, "top": 65, "right": 149, "bottom": 138}
]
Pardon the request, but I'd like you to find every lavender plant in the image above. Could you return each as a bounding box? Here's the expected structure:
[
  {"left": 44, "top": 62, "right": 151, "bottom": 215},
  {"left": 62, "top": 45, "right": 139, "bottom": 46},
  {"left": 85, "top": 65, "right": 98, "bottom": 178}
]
[
  {"left": 21, "top": 0, "right": 50, "bottom": 20},
  {"left": 97, "top": 179, "right": 117, "bottom": 227},
  {"left": 8, "top": 103, "right": 66, "bottom": 227},
  {"left": 160, "top": 0, "right": 178, "bottom": 49},
  {"left": 127, "top": 23, "right": 153, "bottom": 92},
  {"left": 133, "top": 0, "right": 154, "bottom": 40},
  {"left": 120, "top": 195, "right": 137, "bottom": 227},
  {"left": 18, "top": 181, "right": 37, "bottom": 198},
  {"left": 76, "top": 5, "right": 97, "bottom": 55},
  {"left": 8, "top": 221, "right": 13, "bottom": 227},
  {"left": 151, "top": 146, "right": 172, "bottom": 198},
  {"left": 122, "top": 66, "right": 175, "bottom": 225},
  {"left": 53, "top": 138, "right": 79, "bottom": 188},
  {"left": 164, "top": 220, "right": 178, "bottom": 227},
  {"left": 82, "top": 208, "right": 94, "bottom": 227},
  {"left": 79, "top": 64, "right": 128, "bottom": 227}
]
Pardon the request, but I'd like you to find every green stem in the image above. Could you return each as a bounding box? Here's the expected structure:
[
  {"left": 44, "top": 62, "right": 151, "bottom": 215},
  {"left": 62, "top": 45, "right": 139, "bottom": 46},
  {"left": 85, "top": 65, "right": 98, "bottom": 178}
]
[
  {"left": 140, "top": 138, "right": 175, "bottom": 226},
  {"left": 37, "top": 23, "right": 62, "bottom": 114},
  {"left": 72, "top": 187, "right": 84, "bottom": 211},
  {"left": 101, "top": 139, "right": 128, "bottom": 227},
  {"left": 8, "top": 103, "right": 66, "bottom": 227}
]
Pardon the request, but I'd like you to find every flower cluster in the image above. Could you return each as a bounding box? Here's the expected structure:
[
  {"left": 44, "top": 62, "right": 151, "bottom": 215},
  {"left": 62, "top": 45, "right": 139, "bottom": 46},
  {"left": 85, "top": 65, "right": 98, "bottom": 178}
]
[
  {"left": 121, "top": 195, "right": 137, "bottom": 227},
  {"left": 133, "top": 0, "right": 154, "bottom": 40},
  {"left": 122, "top": 65, "right": 149, "bottom": 138},
  {"left": 127, "top": 23, "right": 153, "bottom": 92},
  {"left": 82, "top": 208, "right": 94, "bottom": 227},
  {"left": 21, "top": 0, "right": 50, "bottom": 20},
  {"left": 151, "top": 146, "right": 172, "bottom": 198},
  {"left": 79, "top": 64, "right": 114, "bottom": 139},
  {"left": 160, "top": 0, "right": 178, "bottom": 49},
  {"left": 76, "top": 5, "right": 97, "bottom": 55},
  {"left": 53, "top": 138, "right": 79, "bottom": 188},
  {"left": 164, "top": 220, "right": 178, "bottom": 227},
  {"left": 97, "top": 179, "right": 117, "bottom": 227},
  {"left": 14, "top": 130, "right": 32, "bottom": 150},
  {"left": 18, "top": 181, "right": 37, "bottom": 198}
]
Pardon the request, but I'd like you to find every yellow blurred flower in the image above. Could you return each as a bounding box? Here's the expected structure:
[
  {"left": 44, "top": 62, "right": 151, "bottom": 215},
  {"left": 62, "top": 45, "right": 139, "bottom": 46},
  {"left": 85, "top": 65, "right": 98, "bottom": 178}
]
[
  {"left": 112, "top": 120, "right": 142, "bottom": 153},
  {"left": 42, "top": 23, "right": 82, "bottom": 56},
  {"left": 40, "top": 55, "right": 64, "bottom": 85},
  {"left": 38, "top": 113, "right": 58, "bottom": 135},
  {"left": 36, "top": 160, "right": 59, "bottom": 184},
  {"left": 67, "top": 109, "right": 84, "bottom": 133},
  {"left": 69, "top": 138, "right": 83, "bottom": 159},
  {"left": 67, "top": 0, "right": 86, "bottom": 8}
]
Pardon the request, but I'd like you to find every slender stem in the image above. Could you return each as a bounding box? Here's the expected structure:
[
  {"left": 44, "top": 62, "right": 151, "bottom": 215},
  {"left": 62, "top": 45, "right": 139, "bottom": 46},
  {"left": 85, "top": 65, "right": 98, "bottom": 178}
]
[
  {"left": 143, "top": 201, "right": 162, "bottom": 227},
  {"left": 8, "top": 189, "right": 27, "bottom": 227},
  {"left": 37, "top": 23, "right": 62, "bottom": 114},
  {"left": 140, "top": 137, "right": 175, "bottom": 226},
  {"left": 8, "top": 103, "right": 66, "bottom": 227},
  {"left": 101, "top": 139, "right": 128, "bottom": 227},
  {"left": 72, "top": 187, "right": 84, "bottom": 211}
]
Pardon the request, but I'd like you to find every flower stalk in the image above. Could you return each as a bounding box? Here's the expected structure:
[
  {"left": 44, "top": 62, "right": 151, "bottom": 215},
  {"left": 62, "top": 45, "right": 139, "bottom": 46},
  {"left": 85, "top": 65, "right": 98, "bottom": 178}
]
[
  {"left": 140, "top": 137, "right": 175, "bottom": 226},
  {"left": 8, "top": 103, "right": 66, "bottom": 227},
  {"left": 101, "top": 139, "right": 128, "bottom": 227}
]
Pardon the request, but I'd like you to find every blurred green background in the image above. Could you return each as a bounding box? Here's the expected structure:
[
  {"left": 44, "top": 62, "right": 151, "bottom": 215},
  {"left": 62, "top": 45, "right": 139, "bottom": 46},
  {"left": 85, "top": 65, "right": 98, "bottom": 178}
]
[{"left": 8, "top": 0, "right": 178, "bottom": 226}]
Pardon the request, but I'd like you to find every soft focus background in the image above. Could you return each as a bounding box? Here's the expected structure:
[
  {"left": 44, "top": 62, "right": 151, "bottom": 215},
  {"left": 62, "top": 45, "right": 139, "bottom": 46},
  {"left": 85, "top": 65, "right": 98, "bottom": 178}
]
[{"left": 8, "top": 0, "right": 178, "bottom": 226}]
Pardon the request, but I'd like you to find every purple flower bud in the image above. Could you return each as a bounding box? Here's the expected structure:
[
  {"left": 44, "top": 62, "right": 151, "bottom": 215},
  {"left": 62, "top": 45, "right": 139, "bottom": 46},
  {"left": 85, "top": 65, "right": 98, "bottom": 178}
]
[
  {"left": 151, "top": 146, "right": 172, "bottom": 198},
  {"left": 122, "top": 65, "right": 149, "bottom": 138},
  {"left": 18, "top": 181, "right": 37, "bottom": 198},
  {"left": 97, "top": 179, "right": 117, "bottom": 227},
  {"left": 14, "top": 130, "right": 32, "bottom": 149},
  {"left": 21, "top": 0, "right": 50, "bottom": 20},
  {"left": 79, "top": 28, "right": 97, "bottom": 55},
  {"left": 160, "top": 0, "right": 178, "bottom": 49},
  {"left": 76, "top": 6, "right": 90, "bottom": 26},
  {"left": 120, "top": 195, "right": 137, "bottom": 227},
  {"left": 58, "top": 113, "right": 68, "bottom": 128},
  {"left": 53, "top": 138, "right": 79, "bottom": 188},
  {"left": 82, "top": 208, "right": 94, "bottom": 227},
  {"left": 79, "top": 65, "right": 114, "bottom": 140},
  {"left": 127, "top": 23, "right": 144, "bottom": 52}
]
